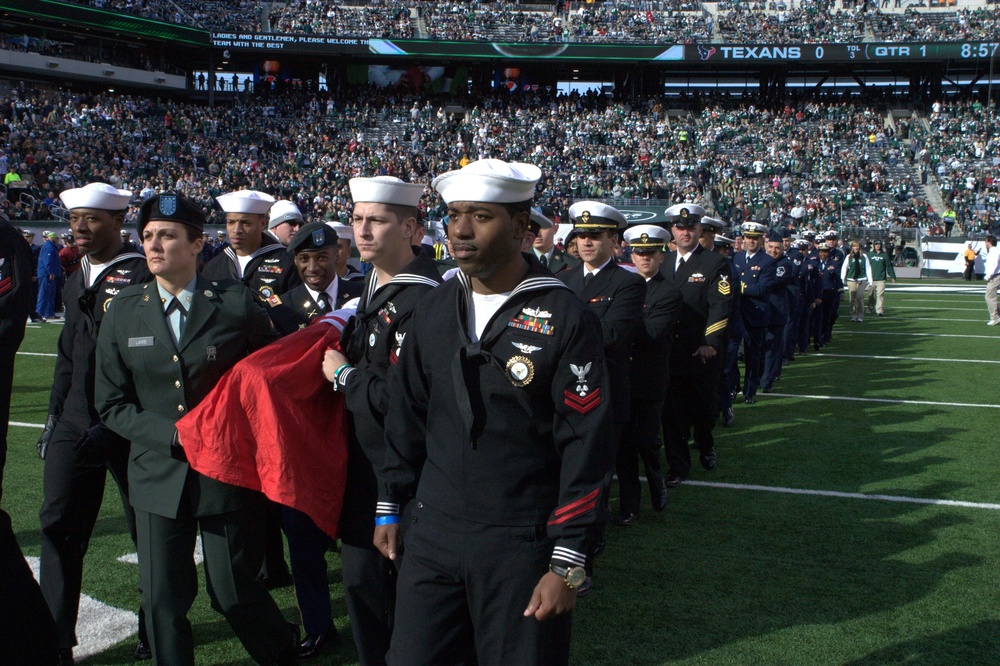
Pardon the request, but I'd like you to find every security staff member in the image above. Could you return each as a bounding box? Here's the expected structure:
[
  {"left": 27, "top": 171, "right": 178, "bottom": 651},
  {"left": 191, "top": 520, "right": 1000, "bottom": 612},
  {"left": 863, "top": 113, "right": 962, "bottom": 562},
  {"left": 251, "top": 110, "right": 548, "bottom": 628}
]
[
  {"left": 268, "top": 221, "right": 363, "bottom": 335},
  {"left": 761, "top": 230, "right": 791, "bottom": 393},
  {"left": 614, "top": 225, "right": 681, "bottom": 526},
  {"left": 95, "top": 193, "right": 296, "bottom": 666},
  {"left": 733, "top": 221, "right": 776, "bottom": 404},
  {"left": 36, "top": 183, "right": 152, "bottom": 664},
  {"left": 202, "top": 189, "right": 295, "bottom": 587},
  {"left": 659, "top": 204, "right": 731, "bottom": 486},
  {"left": 268, "top": 200, "right": 305, "bottom": 247},
  {"left": 322, "top": 176, "right": 440, "bottom": 666},
  {"left": 372, "top": 158, "right": 614, "bottom": 666},
  {"left": 202, "top": 190, "right": 301, "bottom": 306},
  {"left": 532, "top": 204, "right": 579, "bottom": 274},
  {"left": 0, "top": 213, "right": 60, "bottom": 666}
]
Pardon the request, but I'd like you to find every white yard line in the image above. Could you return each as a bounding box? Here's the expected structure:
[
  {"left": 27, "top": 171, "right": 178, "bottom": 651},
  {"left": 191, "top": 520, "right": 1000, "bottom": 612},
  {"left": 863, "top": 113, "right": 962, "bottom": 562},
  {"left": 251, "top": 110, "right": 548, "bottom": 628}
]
[
  {"left": 766, "top": 392, "right": 1000, "bottom": 409},
  {"left": 809, "top": 353, "right": 1000, "bottom": 364},
  {"left": 678, "top": 481, "right": 1000, "bottom": 511},
  {"left": 838, "top": 330, "right": 998, "bottom": 339},
  {"left": 16, "top": 351, "right": 58, "bottom": 357}
]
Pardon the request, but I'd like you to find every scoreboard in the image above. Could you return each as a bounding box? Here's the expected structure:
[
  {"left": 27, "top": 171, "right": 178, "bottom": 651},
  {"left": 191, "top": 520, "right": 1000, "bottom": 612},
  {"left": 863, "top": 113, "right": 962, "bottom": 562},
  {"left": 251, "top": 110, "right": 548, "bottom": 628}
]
[{"left": 210, "top": 33, "right": 1000, "bottom": 64}]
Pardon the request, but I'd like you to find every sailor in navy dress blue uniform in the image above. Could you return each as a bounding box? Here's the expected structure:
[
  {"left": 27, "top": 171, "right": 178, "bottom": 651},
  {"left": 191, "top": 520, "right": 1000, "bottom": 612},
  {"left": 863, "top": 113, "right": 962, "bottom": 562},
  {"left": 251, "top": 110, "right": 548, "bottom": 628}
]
[
  {"left": 614, "top": 224, "right": 681, "bottom": 525},
  {"left": 761, "top": 231, "right": 791, "bottom": 392},
  {"left": 372, "top": 159, "right": 614, "bottom": 666},
  {"left": 732, "top": 221, "right": 776, "bottom": 403},
  {"left": 659, "top": 204, "right": 731, "bottom": 485}
]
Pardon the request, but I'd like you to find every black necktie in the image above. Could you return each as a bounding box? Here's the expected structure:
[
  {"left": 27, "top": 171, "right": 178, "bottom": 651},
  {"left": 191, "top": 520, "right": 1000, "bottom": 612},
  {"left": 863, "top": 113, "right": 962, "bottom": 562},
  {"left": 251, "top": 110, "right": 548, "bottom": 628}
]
[
  {"left": 539, "top": 253, "right": 548, "bottom": 268},
  {"left": 316, "top": 294, "right": 331, "bottom": 314},
  {"left": 584, "top": 272, "right": 594, "bottom": 287}
]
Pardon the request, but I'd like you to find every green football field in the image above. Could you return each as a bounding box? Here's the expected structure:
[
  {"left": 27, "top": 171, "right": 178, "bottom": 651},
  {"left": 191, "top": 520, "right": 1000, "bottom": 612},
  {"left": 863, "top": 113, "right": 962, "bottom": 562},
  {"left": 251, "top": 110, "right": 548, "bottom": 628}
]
[{"left": 4, "top": 280, "right": 999, "bottom": 665}]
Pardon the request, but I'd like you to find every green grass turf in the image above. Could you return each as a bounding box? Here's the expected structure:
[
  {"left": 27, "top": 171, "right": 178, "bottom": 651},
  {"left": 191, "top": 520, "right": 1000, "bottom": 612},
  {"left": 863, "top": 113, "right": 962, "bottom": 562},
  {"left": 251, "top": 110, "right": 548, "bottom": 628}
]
[{"left": 4, "top": 279, "right": 1000, "bottom": 664}]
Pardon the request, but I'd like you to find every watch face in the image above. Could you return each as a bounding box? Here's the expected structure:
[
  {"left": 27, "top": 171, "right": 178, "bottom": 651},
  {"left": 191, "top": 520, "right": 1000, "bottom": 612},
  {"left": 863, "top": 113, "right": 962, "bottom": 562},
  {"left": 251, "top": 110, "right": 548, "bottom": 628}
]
[{"left": 566, "top": 566, "right": 587, "bottom": 588}]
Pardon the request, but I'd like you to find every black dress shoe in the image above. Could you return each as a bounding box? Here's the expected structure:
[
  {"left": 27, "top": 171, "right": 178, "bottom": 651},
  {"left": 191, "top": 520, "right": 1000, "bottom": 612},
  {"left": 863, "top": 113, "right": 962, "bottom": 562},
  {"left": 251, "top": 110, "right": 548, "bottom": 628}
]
[
  {"left": 744, "top": 395, "right": 756, "bottom": 404},
  {"left": 299, "top": 626, "right": 339, "bottom": 659},
  {"left": 614, "top": 512, "right": 638, "bottom": 526},
  {"left": 700, "top": 450, "right": 717, "bottom": 471},
  {"left": 134, "top": 640, "right": 152, "bottom": 660},
  {"left": 722, "top": 407, "right": 735, "bottom": 427},
  {"left": 665, "top": 474, "right": 685, "bottom": 488},
  {"left": 762, "top": 385, "right": 772, "bottom": 394},
  {"left": 648, "top": 472, "right": 668, "bottom": 512},
  {"left": 256, "top": 569, "right": 294, "bottom": 590}
]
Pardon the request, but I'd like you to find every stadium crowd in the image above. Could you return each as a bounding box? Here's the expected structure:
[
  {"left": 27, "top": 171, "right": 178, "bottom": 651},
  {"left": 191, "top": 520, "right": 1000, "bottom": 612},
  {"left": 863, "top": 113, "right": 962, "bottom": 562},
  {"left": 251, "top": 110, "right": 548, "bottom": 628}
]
[{"left": 2, "top": 84, "right": 967, "bottom": 235}]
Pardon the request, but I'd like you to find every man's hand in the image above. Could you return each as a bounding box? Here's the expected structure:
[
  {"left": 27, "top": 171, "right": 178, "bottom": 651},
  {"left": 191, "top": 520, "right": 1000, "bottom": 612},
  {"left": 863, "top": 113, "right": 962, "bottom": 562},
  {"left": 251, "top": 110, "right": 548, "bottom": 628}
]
[
  {"left": 72, "top": 423, "right": 127, "bottom": 460},
  {"left": 374, "top": 523, "right": 400, "bottom": 561},
  {"left": 48, "top": 274, "right": 55, "bottom": 281},
  {"left": 523, "top": 571, "right": 577, "bottom": 621},
  {"left": 692, "top": 345, "right": 717, "bottom": 363},
  {"left": 323, "top": 349, "right": 349, "bottom": 383},
  {"left": 891, "top": 279, "right": 896, "bottom": 283}
]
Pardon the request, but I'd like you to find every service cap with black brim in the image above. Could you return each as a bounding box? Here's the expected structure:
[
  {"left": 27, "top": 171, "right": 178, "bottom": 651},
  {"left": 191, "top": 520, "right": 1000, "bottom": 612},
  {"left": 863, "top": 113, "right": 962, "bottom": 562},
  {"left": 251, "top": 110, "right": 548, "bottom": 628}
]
[
  {"left": 623, "top": 223, "right": 670, "bottom": 251},
  {"left": 664, "top": 203, "right": 707, "bottom": 228},
  {"left": 700, "top": 216, "right": 725, "bottom": 231},
  {"left": 568, "top": 200, "right": 626, "bottom": 233},
  {"left": 138, "top": 193, "right": 206, "bottom": 235},
  {"left": 288, "top": 221, "right": 339, "bottom": 254}
]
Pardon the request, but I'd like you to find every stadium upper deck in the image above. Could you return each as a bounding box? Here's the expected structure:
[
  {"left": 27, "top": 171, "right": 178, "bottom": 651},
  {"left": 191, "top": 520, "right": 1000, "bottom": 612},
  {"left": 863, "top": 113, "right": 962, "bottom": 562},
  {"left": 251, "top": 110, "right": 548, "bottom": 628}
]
[{"left": 53, "top": 0, "right": 1000, "bottom": 44}]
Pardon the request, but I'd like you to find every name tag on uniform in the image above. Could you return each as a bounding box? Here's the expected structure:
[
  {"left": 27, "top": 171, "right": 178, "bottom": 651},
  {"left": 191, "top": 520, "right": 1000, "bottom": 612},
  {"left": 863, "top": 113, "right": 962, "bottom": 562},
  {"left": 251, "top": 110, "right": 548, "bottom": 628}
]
[{"left": 128, "top": 336, "right": 154, "bottom": 347}]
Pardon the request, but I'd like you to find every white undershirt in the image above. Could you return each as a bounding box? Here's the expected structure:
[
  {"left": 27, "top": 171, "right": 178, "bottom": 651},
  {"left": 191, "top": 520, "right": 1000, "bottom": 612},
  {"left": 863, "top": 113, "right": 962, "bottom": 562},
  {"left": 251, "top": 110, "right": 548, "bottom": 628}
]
[
  {"left": 305, "top": 279, "right": 338, "bottom": 308},
  {"left": 675, "top": 250, "right": 693, "bottom": 271},
  {"left": 236, "top": 253, "right": 254, "bottom": 277},
  {"left": 468, "top": 291, "right": 510, "bottom": 343},
  {"left": 86, "top": 260, "right": 107, "bottom": 288}
]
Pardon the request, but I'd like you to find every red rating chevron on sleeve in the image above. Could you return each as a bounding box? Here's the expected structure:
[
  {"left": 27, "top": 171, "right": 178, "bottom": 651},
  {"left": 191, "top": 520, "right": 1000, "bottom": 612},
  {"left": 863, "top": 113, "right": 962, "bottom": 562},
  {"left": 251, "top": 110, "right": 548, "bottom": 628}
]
[{"left": 563, "top": 388, "right": 602, "bottom": 414}]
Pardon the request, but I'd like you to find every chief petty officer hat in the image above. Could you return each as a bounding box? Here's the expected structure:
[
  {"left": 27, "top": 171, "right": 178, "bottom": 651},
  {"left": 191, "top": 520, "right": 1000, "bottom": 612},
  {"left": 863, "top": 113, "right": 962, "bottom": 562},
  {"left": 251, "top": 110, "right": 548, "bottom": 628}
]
[
  {"left": 216, "top": 189, "right": 276, "bottom": 215},
  {"left": 349, "top": 175, "right": 426, "bottom": 207},
  {"left": 568, "top": 200, "right": 627, "bottom": 233},
  {"left": 794, "top": 238, "right": 812, "bottom": 250},
  {"left": 268, "top": 200, "right": 304, "bottom": 230},
  {"left": 700, "top": 215, "right": 725, "bottom": 231},
  {"left": 138, "top": 192, "right": 206, "bottom": 235},
  {"left": 432, "top": 159, "right": 541, "bottom": 205},
  {"left": 741, "top": 221, "right": 768, "bottom": 238},
  {"left": 802, "top": 230, "right": 817, "bottom": 241},
  {"left": 824, "top": 229, "right": 840, "bottom": 240},
  {"left": 714, "top": 234, "right": 735, "bottom": 247},
  {"left": 288, "top": 221, "right": 339, "bottom": 254},
  {"left": 664, "top": 203, "right": 707, "bottom": 228},
  {"left": 59, "top": 182, "right": 132, "bottom": 212},
  {"left": 623, "top": 224, "right": 670, "bottom": 251}
]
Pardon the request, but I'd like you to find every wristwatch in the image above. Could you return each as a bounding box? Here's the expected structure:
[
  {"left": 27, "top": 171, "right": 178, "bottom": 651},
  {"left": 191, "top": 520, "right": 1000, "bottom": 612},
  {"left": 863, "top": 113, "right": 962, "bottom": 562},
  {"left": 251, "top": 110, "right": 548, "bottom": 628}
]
[{"left": 549, "top": 563, "right": 587, "bottom": 589}]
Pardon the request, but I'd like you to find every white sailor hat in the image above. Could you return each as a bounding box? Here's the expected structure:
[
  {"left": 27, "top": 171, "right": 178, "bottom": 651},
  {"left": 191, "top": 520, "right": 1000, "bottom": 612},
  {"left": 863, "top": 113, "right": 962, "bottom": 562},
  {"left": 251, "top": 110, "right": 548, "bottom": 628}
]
[
  {"left": 432, "top": 159, "right": 541, "bottom": 205},
  {"left": 216, "top": 190, "right": 276, "bottom": 215},
  {"left": 268, "top": 200, "right": 304, "bottom": 229},
  {"left": 59, "top": 182, "right": 132, "bottom": 211},
  {"left": 568, "top": 200, "right": 627, "bottom": 232},
  {"left": 529, "top": 206, "right": 554, "bottom": 230},
  {"left": 327, "top": 221, "right": 355, "bottom": 245},
  {"left": 664, "top": 203, "right": 707, "bottom": 226},
  {"left": 741, "top": 221, "right": 768, "bottom": 238},
  {"left": 349, "top": 176, "right": 425, "bottom": 208},
  {"left": 623, "top": 224, "right": 670, "bottom": 250},
  {"left": 701, "top": 216, "right": 725, "bottom": 230},
  {"left": 714, "top": 234, "right": 735, "bottom": 246}
]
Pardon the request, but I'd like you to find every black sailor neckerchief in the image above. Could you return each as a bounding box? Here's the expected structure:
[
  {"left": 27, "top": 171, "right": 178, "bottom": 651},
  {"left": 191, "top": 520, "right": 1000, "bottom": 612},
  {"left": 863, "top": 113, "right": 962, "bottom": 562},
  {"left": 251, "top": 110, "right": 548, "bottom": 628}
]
[
  {"left": 222, "top": 238, "right": 286, "bottom": 280},
  {"left": 78, "top": 250, "right": 146, "bottom": 334}
]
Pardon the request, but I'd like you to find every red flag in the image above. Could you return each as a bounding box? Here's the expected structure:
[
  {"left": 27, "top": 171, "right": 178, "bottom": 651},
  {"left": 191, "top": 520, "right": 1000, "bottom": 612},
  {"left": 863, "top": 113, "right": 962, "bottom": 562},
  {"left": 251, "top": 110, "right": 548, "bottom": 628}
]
[{"left": 177, "top": 313, "right": 351, "bottom": 539}]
